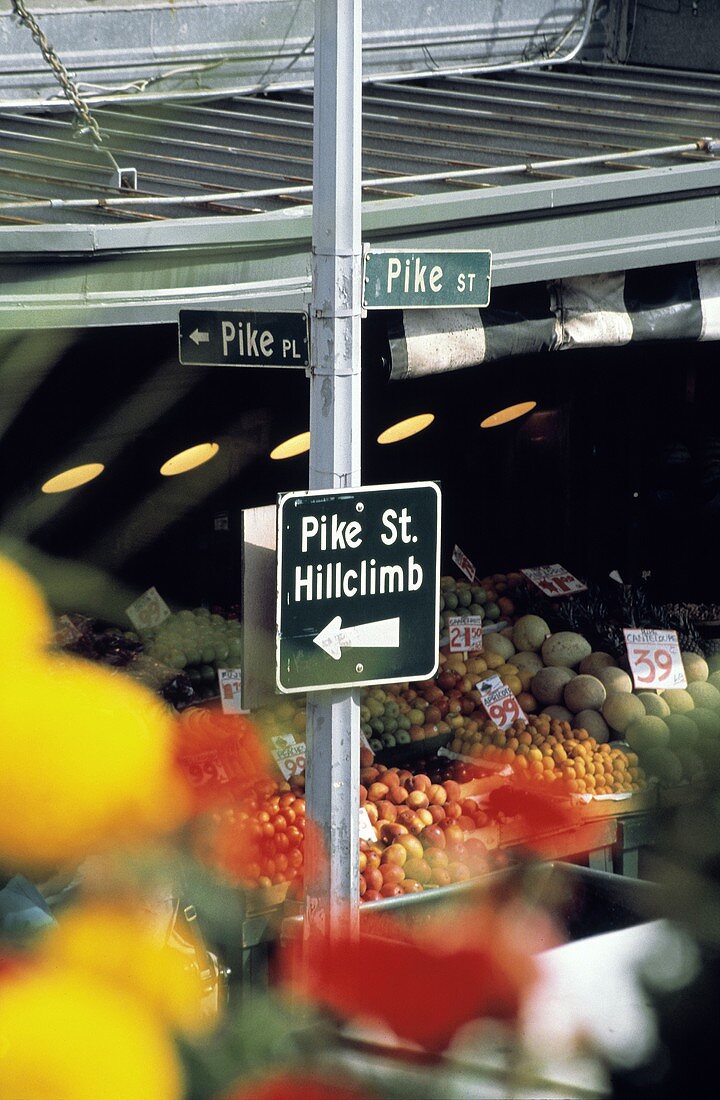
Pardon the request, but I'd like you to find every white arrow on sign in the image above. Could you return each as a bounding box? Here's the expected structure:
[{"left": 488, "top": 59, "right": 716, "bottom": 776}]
[
  {"left": 189, "top": 328, "right": 210, "bottom": 346},
  {"left": 313, "top": 615, "right": 400, "bottom": 661}
]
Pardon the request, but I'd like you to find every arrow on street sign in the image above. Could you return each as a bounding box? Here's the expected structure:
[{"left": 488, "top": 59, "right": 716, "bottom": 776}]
[
  {"left": 190, "top": 328, "right": 210, "bottom": 345},
  {"left": 314, "top": 615, "right": 400, "bottom": 661}
]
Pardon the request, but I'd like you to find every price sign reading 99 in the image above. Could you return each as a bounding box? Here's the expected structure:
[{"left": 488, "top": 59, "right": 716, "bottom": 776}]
[
  {"left": 271, "top": 734, "right": 307, "bottom": 780},
  {"left": 623, "top": 628, "right": 687, "bottom": 691},
  {"left": 477, "top": 674, "right": 527, "bottom": 731}
]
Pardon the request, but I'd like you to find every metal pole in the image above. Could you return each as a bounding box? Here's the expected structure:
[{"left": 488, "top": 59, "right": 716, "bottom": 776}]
[{"left": 306, "top": 0, "right": 362, "bottom": 938}]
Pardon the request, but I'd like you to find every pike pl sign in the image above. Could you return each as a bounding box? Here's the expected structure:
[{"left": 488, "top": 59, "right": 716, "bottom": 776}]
[
  {"left": 178, "top": 309, "right": 309, "bottom": 368},
  {"left": 276, "top": 482, "right": 441, "bottom": 693},
  {"left": 363, "top": 249, "right": 492, "bottom": 309}
]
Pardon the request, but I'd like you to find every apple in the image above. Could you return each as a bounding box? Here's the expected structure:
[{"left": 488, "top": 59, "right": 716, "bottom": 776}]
[
  {"left": 382, "top": 843, "right": 408, "bottom": 867},
  {"left": 421, "top": 825, "right": 446, "bottom": 849}
]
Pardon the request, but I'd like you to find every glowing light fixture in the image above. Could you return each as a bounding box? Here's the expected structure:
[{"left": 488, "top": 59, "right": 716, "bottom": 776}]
[
  {"left": 377, "top": 413, "right": 435, "bottom": 445},
  {"left": 480, "top": 400, "right": 537, "bottom": 429},
  {"left": 160, "top": 442, "right": 219, "bottom": 476},
  {"left": 270, "top": 431, "right": 310, "bottom": 460},
  {"left": 41, "top": 462, "right": 104, "bottom": 494}
]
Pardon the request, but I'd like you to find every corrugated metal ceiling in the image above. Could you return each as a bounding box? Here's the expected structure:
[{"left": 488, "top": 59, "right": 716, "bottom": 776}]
[{"left": 0, "top": 61, "right": 718, "bottom": 227}]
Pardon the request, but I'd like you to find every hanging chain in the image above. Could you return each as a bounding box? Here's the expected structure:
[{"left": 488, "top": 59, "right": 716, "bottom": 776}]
[{"left": 11, "top": 0, "right": 103, "bottom": 145}]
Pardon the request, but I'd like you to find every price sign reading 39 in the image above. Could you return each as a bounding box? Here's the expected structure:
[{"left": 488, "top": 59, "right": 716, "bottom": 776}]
[
  {"left": 623, "top": 628, "right": 687, "bottom": 690},
  {"left": 447, "top": 616, "right": 484, "bottom": 653},
  {"left": 477, "top": 674, "right": 527, "bottom": 731}
]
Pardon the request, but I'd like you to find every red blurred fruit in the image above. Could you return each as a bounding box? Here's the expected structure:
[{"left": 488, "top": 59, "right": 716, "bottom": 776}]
[{"left": 381, "top": 883, "right": 404, "bottom": 898}]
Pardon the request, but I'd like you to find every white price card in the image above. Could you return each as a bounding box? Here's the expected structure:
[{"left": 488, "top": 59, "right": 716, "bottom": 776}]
[
  {"left": 477, "top": 674, "right": 526, "bottom": 730},
  {"left": 452, "top": 544, "right": 476, "bottom": 582},
  {"left": 125, "top": 586, "right": 171, "bottom": 631},
  {"left": 271, "top": 734, "right": 307, "bottom": 780},
  {"left": 54, "top": 614, "right": 82, "bottom": 647},
  {"left": 521, "top": 564, "right": 587, "bottom": 598},
  {"left": 359, "top": 806, "right": 378, "bottom": 842},
  {"left": 623, "top": 628, "right": 687, "bottom": 690},
  {"left": 448, "top": 616, "right": 484, "bottom": 653},
  {"left": 217, "top": 668, "right": 248, "bottom": 714}
]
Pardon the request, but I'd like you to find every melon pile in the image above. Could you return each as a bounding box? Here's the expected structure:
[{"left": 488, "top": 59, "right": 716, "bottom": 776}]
[{"left": 443, "top": 609, "right": 720, "bottom": 788}]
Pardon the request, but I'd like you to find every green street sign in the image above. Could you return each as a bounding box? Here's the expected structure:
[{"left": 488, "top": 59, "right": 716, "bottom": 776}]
[
  {"left": 178, "top": 309, "right": 309, "bottom": 367},
  {"left": 276, "top": 481, "right": 441, "bottom": 693},
  {"left": 363, "top": 249, "right": 492, "bottom": 310}
]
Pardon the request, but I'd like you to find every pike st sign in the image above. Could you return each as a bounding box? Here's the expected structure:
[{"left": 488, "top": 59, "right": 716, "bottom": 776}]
[
  {"left": 178, "top": 309, "right": 309, "bottom": 368},
  {"left": 363, "top": 249, "right": 492, "bottom": 309},
  {"left": 276, "top": 482, "right": 441, "bottom": 692}
]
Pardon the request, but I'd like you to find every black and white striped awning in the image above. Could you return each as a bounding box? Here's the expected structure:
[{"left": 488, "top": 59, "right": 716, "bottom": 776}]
[{"left": 388, "top": 260, "right": 720, "bottom": 380}]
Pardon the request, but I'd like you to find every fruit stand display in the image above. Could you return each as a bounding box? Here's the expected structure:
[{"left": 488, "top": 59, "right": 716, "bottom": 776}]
[{"left": 52, "top": 566, "right": 720, "bottom": 916}]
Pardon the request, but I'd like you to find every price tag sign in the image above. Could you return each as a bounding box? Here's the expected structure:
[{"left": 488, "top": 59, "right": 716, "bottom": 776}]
[
  {"left": 54, "top": 614, "right": 82, "bottom": 647},
  {"left": 477, "top": 674, "right": 526, "bottom": 730},
  {"left": 271, "top": 734, "right": 307, "bottom": 779},
  {"left": 623, "top": 628, "right": 687, "bottom": 690},
  {"left": 125, "top": 586, "right": 171, "bottom": 631},
  {"left": 217, "top": 668, "right": 248, "bottom": 714},
  {"left": 179, "top": 750, "right": 230, "bottom": 788},
  {"left": 359, "top": 806, "right": 378, "bottom": 842},
  {"left": 522, "top": 564, "right": 587, "bottom": 598},
  {"left": 448, "top": 616, "right": 484, "bottom": 652},
  {"left": 452, "top": 544, "right": 476, "bottom": 582}
]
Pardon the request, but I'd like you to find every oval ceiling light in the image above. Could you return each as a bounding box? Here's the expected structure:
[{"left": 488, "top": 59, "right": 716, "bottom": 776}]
[
  {"left": 377, "top": 412, "right": 435, "bottom": 445},
  {"left": 480, "top": 400, "right": 537, "bottom": 429},
  {"left": 160, "top": 441, "right": 219, "bottom": 476},
  {"left": 41, "top": 462, "right": 105, "bottom": 494},
  {"left": 270, "top": 431, "right": 310, "bottom": 460}
]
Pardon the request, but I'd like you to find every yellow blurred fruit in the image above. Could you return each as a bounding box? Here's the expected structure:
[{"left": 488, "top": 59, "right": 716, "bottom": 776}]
[
  {"left": 0, "top": 655, "right": 187, "bottom": 865},
  {"left": 0, "top": 968, "right": 182, "bottom": 1100},
  {"left": 0, "top": 556, "right": 52, "bottom": 659},
  {"left": 40, "top": 903, "right": 210, "bottom": 1035}
]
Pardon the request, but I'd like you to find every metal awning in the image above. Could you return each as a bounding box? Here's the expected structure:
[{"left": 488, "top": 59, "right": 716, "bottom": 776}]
[{"left": 0, "top": 61, "right": 719, "bottom": 327}]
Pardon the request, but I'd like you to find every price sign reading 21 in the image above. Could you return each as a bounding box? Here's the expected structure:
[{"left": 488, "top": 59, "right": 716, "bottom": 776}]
[
  {"left": 477, "top": 674, "right": 527, "bottom": 731},
  {"left": 623, "top": 628, "right": 687, "bottom": 691}
]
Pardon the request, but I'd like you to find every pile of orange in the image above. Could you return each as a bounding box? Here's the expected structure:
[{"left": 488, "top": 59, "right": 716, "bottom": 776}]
[{"left": 452, "top": 714, "right": 646, "bottom": 795}]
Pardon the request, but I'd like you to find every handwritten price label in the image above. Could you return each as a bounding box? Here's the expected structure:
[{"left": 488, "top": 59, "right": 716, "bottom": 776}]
[
  {"left": 125, "top": 586, "right": 171, "bottom": 631},
  {"left": 359, "top": 806, "right": 377, "bottom": 842},
  {"left": 217, "top": 668, "right": 248, "bottom": 714},
  {"left": 521, "top": 564, "right": 587, "bottom": 598},
  {"left": 179, "top": 750, "right": 230, "bottom": 788},
  {"left": 452, "top": 544, "right": 476, "bottom": 583},
  {"left": 623, "top": 628, "right": 687, "bottom": 690},
  {"left": 477, "top": 674, "right": 526, "bottom": 731},
  {"left": 271, "top": 734, "right": 306, "bottom": 779},
  {"left": 448, "top": 616, "right": 484, "bottom": 653}
]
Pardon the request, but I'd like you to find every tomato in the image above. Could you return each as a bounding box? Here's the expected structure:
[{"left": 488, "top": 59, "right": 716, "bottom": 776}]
[
  {"left": 273, "top": 814, "right": 287, "bottom": 832},
  {"left": 286, "top": 825, "right": 303, "bottom": 847}
]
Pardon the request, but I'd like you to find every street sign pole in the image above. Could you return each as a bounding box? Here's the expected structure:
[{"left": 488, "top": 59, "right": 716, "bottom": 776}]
[{"left": 307, "top": 0, "right": 362, "bottom": 937}]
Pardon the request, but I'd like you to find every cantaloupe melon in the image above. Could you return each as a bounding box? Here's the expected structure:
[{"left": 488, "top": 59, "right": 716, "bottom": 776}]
[
  {"left": 597, "top": 667, "right": 633, "bottom": 694},
  {"left": 532, "top": 666, "right": 576, "bottom": 706},
  {"left": 511, "top": 651, "right": 544, "bottom": 675},
  {"left": 483, "top": 633, "right": 516, "bottom": 662},
  {"left": 665, "top": 713, "right": 699, "bottom": 748},
  {"left": 571, "top": 709, "right": 611, "bottom": 743},
  {"left": 708, "top": 670, "right": 720, "bottom": 693},
  {"left": 660, "top": 689, "right": 695, "bottom": 714},
  {"left": 602, "top": 692, "right": 646, "bottom": 734},
  {"left": 579, "top": 652, "right": 618, "bottom": 677},
  {"left": 541, "top": 632, "right": 592, "bottom": 669},
  {"left": 511, "top": 615, "right": 550, "bottom": 653},
  {"left": 687, "top": 681, "right": 720, "bottom": 711},
  {"left": 687, "top": 707, "right": 720, "bottom": 737},
  {"left": 681, "top": 651, "right": 709, "bottom": 683},
  {"left": 642, "top": 747, "right": 683, "bottom": 786},
  {"left": 541, "top": 705, "right": 573, "bottom": 722},
  {"left": 563, "top": 675, "right": 606, "bottom": 714},
  {"left": 637, "top": 692, "right": 671, "bottom": 718},
  {"left": 625, "top": 715, "right": 670, "bottom": 752}
]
